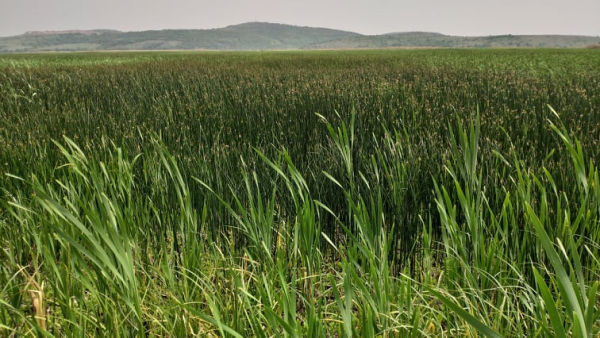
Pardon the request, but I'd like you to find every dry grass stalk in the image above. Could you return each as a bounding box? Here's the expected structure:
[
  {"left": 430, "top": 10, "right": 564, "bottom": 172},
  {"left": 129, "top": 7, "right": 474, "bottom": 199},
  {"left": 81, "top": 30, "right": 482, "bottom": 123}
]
[{"left": 21, "top": 269, "right": 46, "bottom": 331}]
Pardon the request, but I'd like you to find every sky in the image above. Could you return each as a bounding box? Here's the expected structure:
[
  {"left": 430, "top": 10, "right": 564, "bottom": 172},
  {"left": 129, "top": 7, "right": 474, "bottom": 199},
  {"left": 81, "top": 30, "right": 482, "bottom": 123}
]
[{"left": 1, "top": 0, "right": 599, "bottom": 37}]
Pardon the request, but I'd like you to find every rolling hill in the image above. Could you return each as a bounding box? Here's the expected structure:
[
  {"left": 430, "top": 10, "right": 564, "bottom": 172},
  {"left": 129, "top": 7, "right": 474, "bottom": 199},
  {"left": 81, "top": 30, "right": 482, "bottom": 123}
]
[
  {"left": 0, "top": 22, "right": 598, "bottom": 53},
  {"left": 0, "top": 22, "right": 359, "bottom": 52},
  {"left": 306, "top": 32, "right": 600, "bottom": 49}
]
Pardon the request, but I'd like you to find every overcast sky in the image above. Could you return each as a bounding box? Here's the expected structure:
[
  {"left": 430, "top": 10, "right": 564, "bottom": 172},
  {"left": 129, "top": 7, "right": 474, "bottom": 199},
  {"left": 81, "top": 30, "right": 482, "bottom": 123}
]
[{"left": 1, "top": 0, "right": 599, "bottom": 37}]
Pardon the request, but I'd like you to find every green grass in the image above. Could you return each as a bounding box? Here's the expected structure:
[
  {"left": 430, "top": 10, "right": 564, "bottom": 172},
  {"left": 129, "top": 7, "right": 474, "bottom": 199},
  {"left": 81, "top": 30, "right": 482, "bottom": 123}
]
[{"left": 0, "top": 49, "right": 599, "bottom": 337}]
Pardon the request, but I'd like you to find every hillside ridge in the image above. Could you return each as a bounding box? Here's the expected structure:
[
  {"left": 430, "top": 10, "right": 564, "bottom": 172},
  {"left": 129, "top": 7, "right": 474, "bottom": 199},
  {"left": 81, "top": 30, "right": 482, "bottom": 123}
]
[{"left": 1, "top": 22, "right": 598, "bottom": 52}]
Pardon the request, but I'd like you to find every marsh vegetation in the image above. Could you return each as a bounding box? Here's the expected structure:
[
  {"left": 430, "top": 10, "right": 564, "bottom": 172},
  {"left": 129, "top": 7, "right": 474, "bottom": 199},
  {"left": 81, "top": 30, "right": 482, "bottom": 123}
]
[{"left": 0, "top": 49, "right": 599, "bottom": 336}]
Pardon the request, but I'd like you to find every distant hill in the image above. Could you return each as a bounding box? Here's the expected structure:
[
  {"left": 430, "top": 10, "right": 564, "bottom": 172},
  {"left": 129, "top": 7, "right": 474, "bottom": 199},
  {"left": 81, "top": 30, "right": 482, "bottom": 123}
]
[
  {"left": 306, "top": 32, "right": 600, "bottom": 49},
  {"left": 0, "top": 22, "right": 598, "bottom": 53},
  {"left": 0, "top": 22, "right": 360, "bottom": 52}
]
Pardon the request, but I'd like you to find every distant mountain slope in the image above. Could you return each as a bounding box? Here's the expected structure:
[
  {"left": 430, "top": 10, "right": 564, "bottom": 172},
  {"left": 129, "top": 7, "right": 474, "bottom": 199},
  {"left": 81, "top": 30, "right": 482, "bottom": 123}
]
[
  {"left": 0, "top": 22, "right": 361, "bottom": 52},
  {"left": 306, "top": 32, "right": 600, "bottom": 49},
  {"left": 0, "top": 23, "right": 598, "bottom": 53}
]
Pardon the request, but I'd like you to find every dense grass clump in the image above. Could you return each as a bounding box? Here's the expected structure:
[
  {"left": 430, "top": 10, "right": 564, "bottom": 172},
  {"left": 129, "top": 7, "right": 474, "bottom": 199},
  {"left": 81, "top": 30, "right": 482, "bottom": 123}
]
[{"left": 0, "top": 49, "right": 599, "bottom": 336}]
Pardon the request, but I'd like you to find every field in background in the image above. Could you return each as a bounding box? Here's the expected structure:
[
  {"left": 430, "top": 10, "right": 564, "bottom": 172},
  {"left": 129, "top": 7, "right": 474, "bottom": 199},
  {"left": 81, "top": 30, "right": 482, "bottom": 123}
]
[{"left": 0, "top": 49, "right": 599, "bottom": 336}]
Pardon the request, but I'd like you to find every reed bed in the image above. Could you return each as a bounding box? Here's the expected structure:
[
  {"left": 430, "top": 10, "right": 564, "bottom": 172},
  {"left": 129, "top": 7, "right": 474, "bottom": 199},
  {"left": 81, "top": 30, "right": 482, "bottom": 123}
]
[{"left": 0, "top": 49, "right": 599, "bottom": 337}]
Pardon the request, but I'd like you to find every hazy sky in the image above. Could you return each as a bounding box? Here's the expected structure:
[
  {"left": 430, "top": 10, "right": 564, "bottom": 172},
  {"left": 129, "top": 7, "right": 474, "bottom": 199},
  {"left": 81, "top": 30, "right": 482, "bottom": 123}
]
[{"left": 1, "top": 0, "right": 599, "bottom": 37}]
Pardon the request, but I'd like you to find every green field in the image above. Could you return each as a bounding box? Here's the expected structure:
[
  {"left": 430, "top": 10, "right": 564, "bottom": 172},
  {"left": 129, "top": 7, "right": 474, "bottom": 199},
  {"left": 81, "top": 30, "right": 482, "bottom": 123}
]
[{"left": 0, "top": 49, "right": 599, "bottom": 337}]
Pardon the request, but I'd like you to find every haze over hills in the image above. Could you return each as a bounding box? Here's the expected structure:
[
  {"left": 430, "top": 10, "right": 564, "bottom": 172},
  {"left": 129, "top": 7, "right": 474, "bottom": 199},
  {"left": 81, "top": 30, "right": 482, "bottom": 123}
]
[
  {"left": 306, "top": 32, "right": 600, "bottom": 49},
  {"left": 0, "top": 22, "right": 598, "bottom": 53}
]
